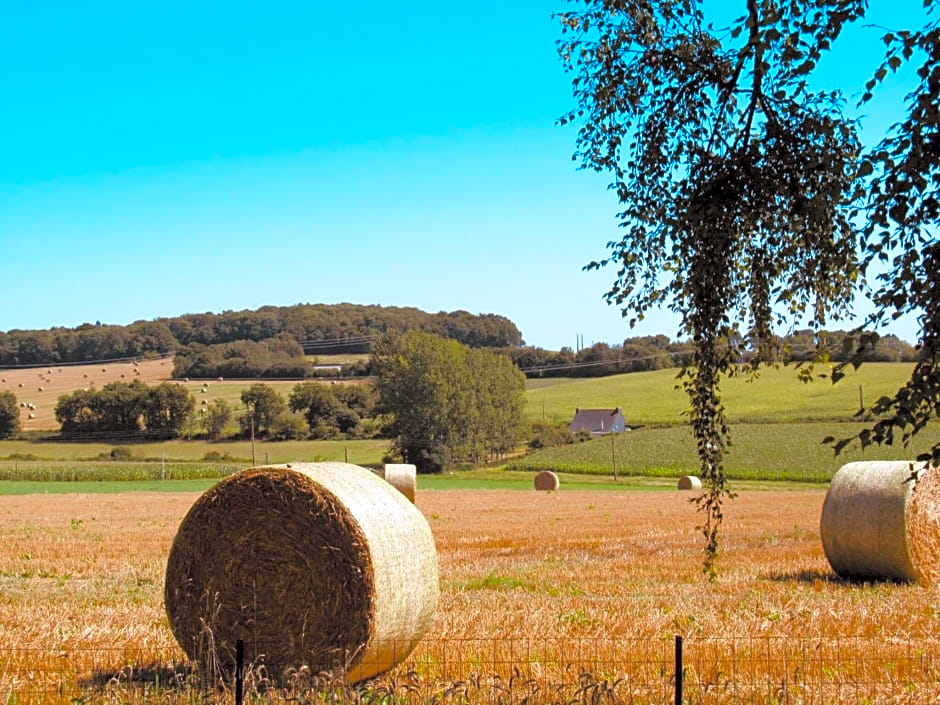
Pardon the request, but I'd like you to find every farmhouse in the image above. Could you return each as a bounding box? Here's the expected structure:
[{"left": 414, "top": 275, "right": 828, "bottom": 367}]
[{"left": 568, "top": 407, "right": 627, "bottom": 436}]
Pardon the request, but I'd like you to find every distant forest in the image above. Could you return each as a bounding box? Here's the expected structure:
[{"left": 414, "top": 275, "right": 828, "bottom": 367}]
[{"left": 0, "top": 303, "right": 522, "bottom": 367}]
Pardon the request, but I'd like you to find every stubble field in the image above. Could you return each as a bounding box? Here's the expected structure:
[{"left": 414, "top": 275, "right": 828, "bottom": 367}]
[{"left": 2, "top": 487, "right": 938, "bottom": 703}]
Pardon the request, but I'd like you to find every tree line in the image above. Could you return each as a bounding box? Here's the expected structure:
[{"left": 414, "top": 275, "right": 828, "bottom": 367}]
[
  {"left": 505, "top": 330, "right": 919, "bottom": 378},
  {"left": 0, "top": 303, "right": 522, "bottom": 366}
]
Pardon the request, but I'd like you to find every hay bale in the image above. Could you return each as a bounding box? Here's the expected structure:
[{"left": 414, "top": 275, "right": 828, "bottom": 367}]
[
  {"left": 37, "top": 386, "right": 43, "bottom": 391},
  {"left": 534, "top": 471, "right": 560, "bottom": 491},
  {"left": 677, "top": 475, "right": 702, "bottom": 490},
  {"left": 165, "top": 462, "right": 439, "bottom": 682},
  {"left": 218, "top": 376, "right": 224, "bottom": 382},
  {"left": 821, "top": 461, "right": 940, "bottom": 583},
  {"left": 383, "top": 464, "right": 417, "bottom": 503},
  {"left": 28, "top": 413, "right": 35, "bottom": 419}
]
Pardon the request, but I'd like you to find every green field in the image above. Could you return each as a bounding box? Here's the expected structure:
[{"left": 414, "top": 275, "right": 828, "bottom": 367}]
[
  {"left": 526, "top": 362, "right": 917, "bottom": 425},
  {"left": 0, "top": 438, "right": 388, "bottom": 465},
  {"left": 0, "top": 468, "right": 822, "bottom": 495},
  {"left": 509, "top": 421, "right": 940, "bottom": 482}
]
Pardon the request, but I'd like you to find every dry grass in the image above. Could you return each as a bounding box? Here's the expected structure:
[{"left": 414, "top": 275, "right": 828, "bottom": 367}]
[{"left": 1, "top": 489, "right": 938, "bottom": 702}]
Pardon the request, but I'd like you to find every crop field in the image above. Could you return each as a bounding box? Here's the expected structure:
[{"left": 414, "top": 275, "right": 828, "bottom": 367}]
[
  {"left": 1, "top": 488, "right": 936, "bottom": 704},
  {"left": 0, "top": 358, "right": 358, "bottom": 432},
  {"left": 511, "top": 421, "right": 940, "bottom": 482},
  {"left": 526, "top": 362, "right": 918, "bottom": 426}
]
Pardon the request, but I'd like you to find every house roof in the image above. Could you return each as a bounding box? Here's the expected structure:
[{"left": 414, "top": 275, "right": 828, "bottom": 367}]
[{"left": 568, "top": 407, "right": 624, "bottom": 433}]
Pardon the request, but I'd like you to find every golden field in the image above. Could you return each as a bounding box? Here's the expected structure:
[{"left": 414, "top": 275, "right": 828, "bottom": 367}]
[{"left": 1, "top": 487, "right": 938, "bottom": 703}]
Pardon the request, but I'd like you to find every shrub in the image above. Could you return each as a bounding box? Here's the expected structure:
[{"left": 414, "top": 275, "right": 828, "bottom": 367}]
[{"left": 528, "top": 422, "right": 575, "bottom": 449}]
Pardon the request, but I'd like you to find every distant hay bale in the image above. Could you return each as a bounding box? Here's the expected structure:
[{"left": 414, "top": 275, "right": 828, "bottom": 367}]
[
  {"left": 677, "top": 475, "right": 702, "bottom": 490},
  {"left": 120, "top": 373, "right": 125, "bottom": 378},
  {"left": 534, "top": 471, "right": 560, "bottom": 491},
  {"left": 37, "top": 386, "right": 43, "bottom": 391},
  {"left": 383, "top": 464, "right": 417, "bottom": 503},
  {"left": 101, "top": 368, "right": 106, "bottom": 372},
  {"left": 183, "top": 377, "right": 189, "bottom": 382},
  {"left": 164, "top": 462, "right": 439, "bottom": 682},
  {"left": 218, "top": 376, "right": 224, "bottom": 382},
  {"left": 201, "top": 399, "right": 208, "bottom": 405},
  {"left": 19, "top": 402, "right": 25, "bottom": 408},
  {"left": 821, "top": 461, "right": 940, "bottom": 584},
  {"left": 28, "top": 413, "right": 35, "bottom": 419},
  {"left": 83, "top": 374, "right": 88, "bottom": 378},
  {"left": 17, "top": 383, "right": 23, "bottom": 388}
]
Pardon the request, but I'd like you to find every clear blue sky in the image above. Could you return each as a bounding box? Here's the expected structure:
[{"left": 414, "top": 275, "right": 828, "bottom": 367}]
[{"left": 0, "top": 1, "right": 929, "bottom": 349}]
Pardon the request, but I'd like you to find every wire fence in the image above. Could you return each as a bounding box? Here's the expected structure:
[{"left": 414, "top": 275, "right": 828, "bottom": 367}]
[{"left": 2, "top": 634, "right": 937, "bottom": 705}]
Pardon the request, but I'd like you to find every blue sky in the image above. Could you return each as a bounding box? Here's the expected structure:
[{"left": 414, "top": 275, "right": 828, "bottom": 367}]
[{"left": 0, "top": 1, "right": 930, "bottom": 349}]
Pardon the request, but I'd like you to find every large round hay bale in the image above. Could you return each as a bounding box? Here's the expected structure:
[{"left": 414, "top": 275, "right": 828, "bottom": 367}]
[
  {"left": 677, "top": 475, "right": 702, "bottom": 490},
  {"left": 821, "top": 461, "right": 940, "bottom": 583},
  {"left": 534, "top": 471, "right": 560, "bottom": 491},
  {"left": 164, "top": 462, "right": 439, "bottom": 682},
  {"left": 383, "top": 464, "right": 417, "bottom": 503}
]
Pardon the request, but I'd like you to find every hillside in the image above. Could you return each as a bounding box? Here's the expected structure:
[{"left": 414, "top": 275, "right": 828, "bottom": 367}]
[
  {"left": 0, "top": 303, "right": 522, "bottom": 366},
  {"left": 0, "top": 358, "right": 358, "bottom": 432},
  {"left": 526, "top": 362, "right": 919, "bottom": 426}
]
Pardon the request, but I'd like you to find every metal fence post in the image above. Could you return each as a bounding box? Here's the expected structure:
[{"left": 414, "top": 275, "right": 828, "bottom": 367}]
[
  {"left": 235, "top": 639, "right": 244, "bottom": 705},
  {"left": 675, "top": 635, "right": 683, "bottom": 705}
]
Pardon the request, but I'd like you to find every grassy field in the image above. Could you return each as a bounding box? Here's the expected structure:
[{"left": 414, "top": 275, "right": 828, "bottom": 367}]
[
  {"left": 0, "top": 437, "right": 388, "bottom": 464},
  {"left": 1, "top": 488, "right": 935, "bottom": 703},
  {"left": 0, "top": 468, "right": 824, "bottom": 495},
  {"left": 510, "top": 421, "right": 940, "bottom": 482},
  {"left": 526, "top": 362, "right": 917, "bottom": 425}
]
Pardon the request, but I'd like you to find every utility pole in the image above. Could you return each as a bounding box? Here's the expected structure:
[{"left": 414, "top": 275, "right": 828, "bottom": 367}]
[
  {"left": 250, "top": 414, "right": 256, "bottom": 467},
  {"left": 610, "top": 433, "right": 618, "bottom": 481}
]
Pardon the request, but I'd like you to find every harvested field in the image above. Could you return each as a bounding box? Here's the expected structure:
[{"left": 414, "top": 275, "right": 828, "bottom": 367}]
[
  {"left": 0, "top": 359, "right": 362, "bottom": 431},
  {"left": 1, "top": 488, "right": 938, "bottom": 702}
]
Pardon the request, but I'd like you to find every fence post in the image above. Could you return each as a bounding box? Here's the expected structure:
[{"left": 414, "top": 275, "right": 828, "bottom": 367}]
[
  {"left": 235, "top": 639, "right": 244, "bottom": 705},
  {"left": 674, "top": 634, "right": 683, "bottom": 705}
]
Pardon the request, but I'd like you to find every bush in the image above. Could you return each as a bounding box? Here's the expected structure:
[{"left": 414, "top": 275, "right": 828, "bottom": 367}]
[
  {"left": 106, "top": 447, "right": 133, "bottom": 461},
  {"left": 528, "top": 422, "right": 575, "bottom": 449},
  {"left": 269, "top": 411, "right": 310, "bottom": 440},
  {"left": 202, "top": 451, "right": 238, "bottom": 462}
]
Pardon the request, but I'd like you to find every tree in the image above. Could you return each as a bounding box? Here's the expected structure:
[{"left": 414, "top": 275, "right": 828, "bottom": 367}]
[
  {"left": 202, "top": 398, "right": 232, "bottom": 440},
  {"left": 55, "top": 388, "right": 99, "bottom": 434},
  {"left": 95, "top": 381, "right": 148, "bottom": 432},
  {"left": 0, "top": 391, "right": 20, "bottom": 439},
  {"left": 288, "top": 382, "right": 342, "bottom": 429},
  {"left": 372, "top": 331, "right": 526, "bottom": 473},
  {"left": 828, "top": 4, "right": 940, "bottom": 467},
  {"left": 143, "top": 383, "right": 194, "bottom": 438},
  {"left": 559, "top": 0, "right": 865, "bottom": 576},
  {"left": 239, "top": 383, "right": 285, "bottom": 437}
]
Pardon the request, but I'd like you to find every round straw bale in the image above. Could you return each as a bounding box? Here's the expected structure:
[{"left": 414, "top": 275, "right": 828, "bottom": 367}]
[
  {"left": 218, "top": 376, "right": 224, "bottom": 382},
  {"left": 165, "top": 462, "right": 439, "bottom": 682},
  {"left": 383, "top": 464, "right": 417, "bottom": 503},
  {"left": 821, "top": 461, "right": 940, "bottom": 583},
  {"left": 677, "top": 475, "right": 702, "bottom": 490},
  {"left": 534, "top": 470, "right": 560, "bottom": 491},
  {"left": 28, "top": 413, "right": 35, "bottom": 419}
]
